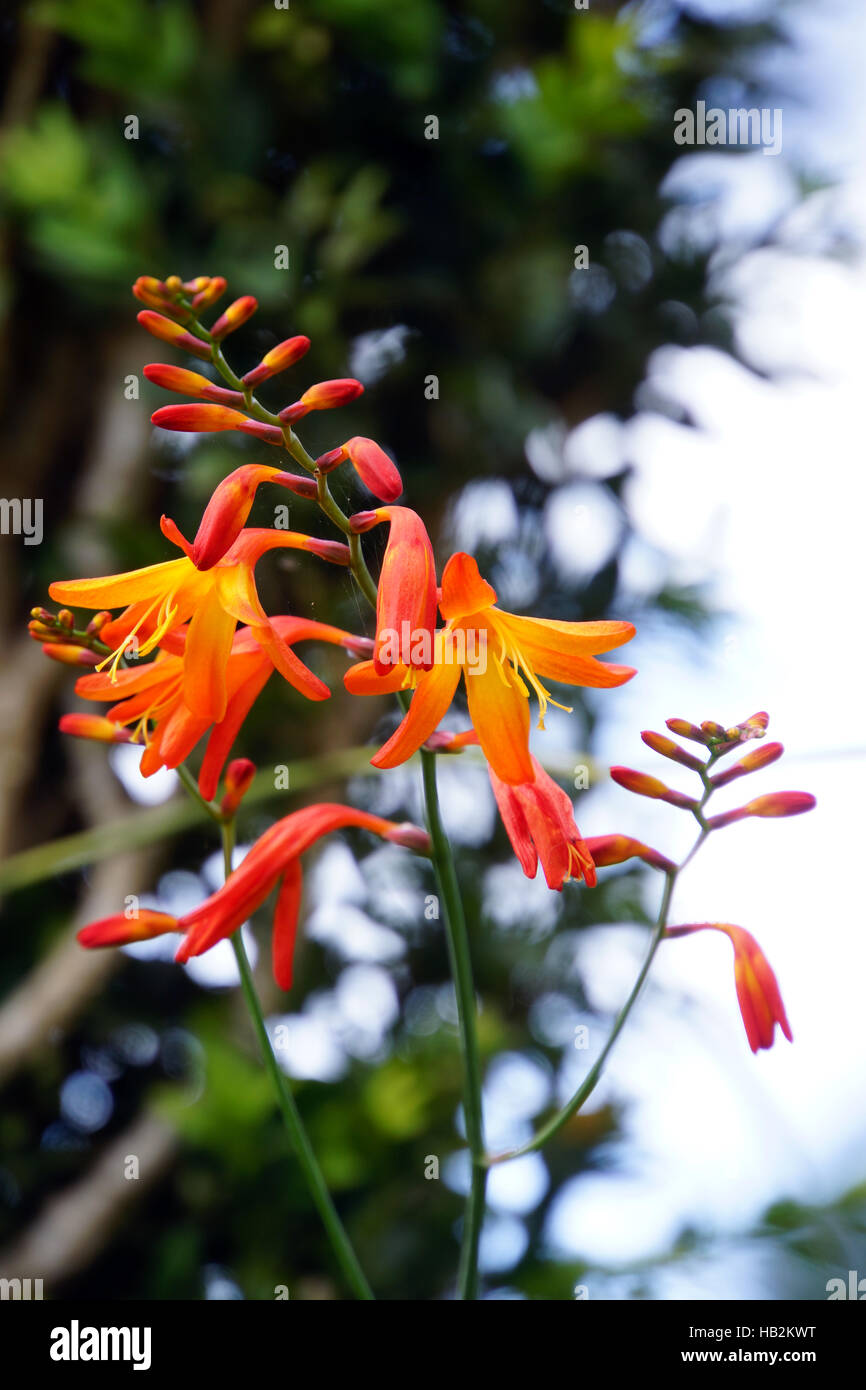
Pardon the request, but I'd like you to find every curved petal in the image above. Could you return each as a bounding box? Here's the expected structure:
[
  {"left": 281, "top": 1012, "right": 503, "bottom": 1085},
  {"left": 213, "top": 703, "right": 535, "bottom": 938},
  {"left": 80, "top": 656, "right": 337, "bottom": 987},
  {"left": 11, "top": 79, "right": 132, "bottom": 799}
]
[
  {"left": 497, "top": 612, "right": 636, "bottom": 669},
  {"left": 251, "top": 623, "right": 331, "bottom": 701},
  {"left": 465, "top": 662, "right": 533, "bottom": 785},
  {"left": 198, "top": 660, "right": 272, "bottom": 800},
  {"left": 438, "top": 552, "right": 497, "bottom": 622},
  {"left": 344, "top": 659, "right": 410, "bottom": 696},
  {"left": 371, "top": 658, "right": 461, "bottom": 769},
  {"left": 273, "top": 859, "right": 304, "bottom": 991}
]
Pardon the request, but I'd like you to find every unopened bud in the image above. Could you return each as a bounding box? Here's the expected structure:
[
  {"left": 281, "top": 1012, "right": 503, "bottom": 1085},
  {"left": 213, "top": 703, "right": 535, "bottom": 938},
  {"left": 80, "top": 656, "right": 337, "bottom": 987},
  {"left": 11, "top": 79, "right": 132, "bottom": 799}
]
[
  {"left": 137, "top": 311, "right": 212, "bottom": 360},
  {"left": 700, "top": 720, "right": 727, "bottom": 740},
  {"left": 343, "top": 437, "right": 402, "bottom": 503},
  {"left": 151, "top": 404, "right": 283, "bottom": 444},
  {"left": 609, "top": 766, "right": 697, "bottom": 811},
  {"left": 709, "top": 742, "right": 784, "bottom": 789},
  {"left": 191, "top": 276, "right": 228, "bottom": 310},
  {"left": 43, "top": 644, "right": 100, "bottom": 667},
  {"left": 144, "top": 364, "right": 245, "bottom": 406},
  {"left": 279, "top": 378, "right": 364, "bottom": 423},
  {"left": 210, "top": 296, "right": 258, "bottom": 340},
  {"left": 743, "top": 791, "right": 816, "bottom": 819},
  {"left": 665, "top": 718, "right": 706, "bottom": 744},
  {"left": 86, "top": 611, "right": 113, "bottom": 635},
  {"left": 57, "top": 609, "right": 74, "bottom": 629},
  {"left": 583, "top": 834, "right": 676, "bottom": 875},
  {"left": 30, "top": 606, "right": 53, "bottom": 623},
  {"left": 242, "top": 336, "right": 311, "bottom": 387},
  {"left": 641, "top": 731, "right": 704, "bottom": 772},
  {"left": 59, "top": 714, "right": 132, "bottom": 743},
  {"left": 220, "top": 758, "right": 256, "bottom": 817}
]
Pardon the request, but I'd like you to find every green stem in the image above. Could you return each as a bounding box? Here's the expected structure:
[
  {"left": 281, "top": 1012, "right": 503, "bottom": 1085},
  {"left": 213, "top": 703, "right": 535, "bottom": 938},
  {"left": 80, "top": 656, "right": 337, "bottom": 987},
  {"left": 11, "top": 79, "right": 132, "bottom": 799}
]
[
  {"left": 487, "top": 869, "right": 676, "bottom": 1165},
  {"left": 219, "top": 817, "right": 375, "bottom": 1301},
  {"left": 420, "top": 748, "right": 487, "bottom": 1300}
]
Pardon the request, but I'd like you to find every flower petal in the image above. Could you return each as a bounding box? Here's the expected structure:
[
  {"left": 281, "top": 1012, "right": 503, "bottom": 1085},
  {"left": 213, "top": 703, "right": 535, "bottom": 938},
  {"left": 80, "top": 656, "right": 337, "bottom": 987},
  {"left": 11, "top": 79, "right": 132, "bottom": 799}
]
[
  {"left": 183, "top": 585, "right": 237, "bottom": 721},
  {"left": 438, "top": 552, "right": 497, "bottom": 622},
  {"left": 465, "top": 662, "right": 533, "bottom": 785},
  {"left": 495, "top": 612, "right": 636, "bottom": 687},
  {"left": 273, "top": 859, "right": 303, "bottom": 991},
  {"left": 370, "top": 657, "right": 461, "bottom": 769}
]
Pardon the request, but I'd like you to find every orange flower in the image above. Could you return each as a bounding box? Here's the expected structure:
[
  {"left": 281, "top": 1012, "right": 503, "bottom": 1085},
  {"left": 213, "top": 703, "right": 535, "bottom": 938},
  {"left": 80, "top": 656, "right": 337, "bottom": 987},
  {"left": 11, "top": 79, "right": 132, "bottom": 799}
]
[
  {"left": 49, "top": 520, "right": 350, "bottom": 724},
  {"left": 350, "top": 507, "right": 437, "bottom": 673},
  {"left": 189, "top": 463, "right": 318, "bottom": 570},
  {"left": 345, "top": 552, "right": 635, "bottom": 785},
  {"left": 78, "top": 805, "right": 430, "bottom": 990},
  {"left": 72, "top": 617, "right": 366, "bottom": 799},
  {"left": 489, "top": 750, "right": 597, "bottom": 889},
  {"left": 665, "top": 922, "right": 793, "bottom": 1053}
]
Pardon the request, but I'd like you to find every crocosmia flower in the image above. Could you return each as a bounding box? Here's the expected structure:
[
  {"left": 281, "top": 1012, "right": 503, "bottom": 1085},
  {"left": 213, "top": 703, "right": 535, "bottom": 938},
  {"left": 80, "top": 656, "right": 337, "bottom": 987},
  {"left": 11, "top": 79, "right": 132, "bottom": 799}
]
[
  {"left": 49, "top": 521, "right": 350, "bottom": 723},
  {"left": 72, "top": 617, "right": 367, "bottom": 799},
  {"left": 489, "top": 748, "right": 597, "bottom": 889},
  {"left": 350, "top": 507, "right": 437, "bottom": 673},
  {"left": 78, "top": 805, "right": 430, "bottom": 990},
  {"left": 345, "top": 551, "right": 635, "bottom": 784},
  {"left": 665, "top": 922, "right": 793, "bottom": 1053}
]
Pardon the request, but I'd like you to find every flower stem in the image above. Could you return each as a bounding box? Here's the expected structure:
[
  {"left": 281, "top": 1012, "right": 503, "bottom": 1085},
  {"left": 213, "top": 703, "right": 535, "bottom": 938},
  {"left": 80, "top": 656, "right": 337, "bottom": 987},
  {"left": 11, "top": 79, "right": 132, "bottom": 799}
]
[
  {"left": 420, "top": 747, "right": 487, "bottom": 1299},
  {"left": 487, "top": 869, "right": 676, "bottom": 1165},
  {"left": 177, "top": 772, "right": 374, "bottom": 1299}
]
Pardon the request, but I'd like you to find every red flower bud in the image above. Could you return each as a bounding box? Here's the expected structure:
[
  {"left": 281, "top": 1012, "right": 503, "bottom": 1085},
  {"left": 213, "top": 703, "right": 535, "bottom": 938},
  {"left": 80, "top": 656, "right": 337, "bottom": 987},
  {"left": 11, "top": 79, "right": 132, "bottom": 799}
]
[
  {"left": 132, "top": 277, "right": 178, "bottom": 314},
  {"left": 59, "top": 714, "right": 133, "bottom": 743},
  {"left": 609, "top": 766, "right": 698, "bottom": 811},
  {"left": 144, "top": 364, "right": 245, "bottom": 406},
  {"left": 242, "top": 336, "right": 311, "bottom": 387},
  {"left": 220, "top": 758, "right": 256, "bottom": 817},
  {"left": 709, "top": 742, "right": 784, "bottom": 789},
  {"left": 583, "top": 833, "right": 676, "bottom": 875},
  {"left": 314, "top": 446, "right": 347, "bottom": 474},
  {"left": 151, "top": 404, "right": 284, "bottom": 445},
  {"left": 343, "top": 437, "right": 402, "bottom": 503},
  {"left": 137, "top": 311, "right": 211, "bottom": 360},
  {"left": 43, "top": 644, "right": 100, "bottom": 667},
  {"left": 665, "top": 718, "right": 706, "bottom": 744},
  {"left": 641, "top": 730, "right": 704, "bottom": 772},
  {"left": 78, "top": 909, "right": 179, "bottom": 949},
  {"left": 191, "top": 277, "right": 228, "bottom": 310},
  {"left": 743, "top": 791, "right": 816, "bottom": 818},
  {"left": 279, "top": 378, "right": 364, "bottom": 422},
  {"left": 210, "top": 296, "right": 258, "bottom": 340}
]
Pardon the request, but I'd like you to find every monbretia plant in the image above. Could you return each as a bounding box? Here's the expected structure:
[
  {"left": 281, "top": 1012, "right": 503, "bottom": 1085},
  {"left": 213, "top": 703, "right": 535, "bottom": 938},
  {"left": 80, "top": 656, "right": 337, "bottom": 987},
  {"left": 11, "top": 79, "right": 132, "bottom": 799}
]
[{"left": 31, "top": 275, "right": 816, "bottom": 1299}]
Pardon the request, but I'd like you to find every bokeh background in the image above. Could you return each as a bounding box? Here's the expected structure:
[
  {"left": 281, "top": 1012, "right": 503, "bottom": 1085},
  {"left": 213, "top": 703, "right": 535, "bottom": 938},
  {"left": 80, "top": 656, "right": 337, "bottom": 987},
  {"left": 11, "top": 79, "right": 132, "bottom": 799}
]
[{"left": 0, "top": 0, "right": 862, "bottom": 1300}]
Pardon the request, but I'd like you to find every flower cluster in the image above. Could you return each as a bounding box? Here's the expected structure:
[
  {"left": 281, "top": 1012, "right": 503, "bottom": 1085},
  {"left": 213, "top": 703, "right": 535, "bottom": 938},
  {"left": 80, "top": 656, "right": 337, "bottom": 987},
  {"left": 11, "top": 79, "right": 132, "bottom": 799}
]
[
  {"left": 33, "top": 273, "right": 639, "bottom": 987},
  {"left": 592, "top": 711, "right": 816, "bottom": 1051}
]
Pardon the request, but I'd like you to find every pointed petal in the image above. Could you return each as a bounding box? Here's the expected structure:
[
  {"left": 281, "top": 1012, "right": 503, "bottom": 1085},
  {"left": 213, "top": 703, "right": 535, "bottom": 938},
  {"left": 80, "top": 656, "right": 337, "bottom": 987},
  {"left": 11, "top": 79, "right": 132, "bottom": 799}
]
[
  {"left": 49, "top": 557, "right": 189, "bottom": 610},
  {"left": 183, "top": 584, "right": 237, "bottom": 721},
  {"left": 198, "top": 659, "right": 271, "bottom": 800},
  {"left": 251, "top": 623, "right": 331, "bottom": 701},
  {"left": 497, "top": 612, "right": 636, "bottom": 675},
  {"left": 438, "top": 552, "right": 497, "bottom": 622},
  {"left": 371, "top": 658, "right": 461, "bottom": 769},
  {"left": 465, "top": 663, "right": 533, "bottom": 785}
]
